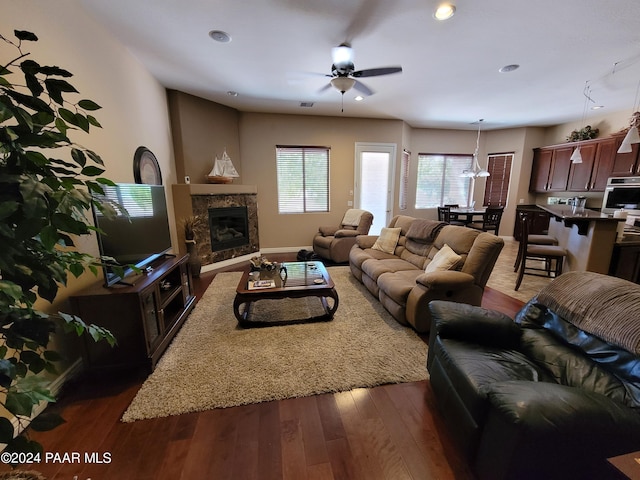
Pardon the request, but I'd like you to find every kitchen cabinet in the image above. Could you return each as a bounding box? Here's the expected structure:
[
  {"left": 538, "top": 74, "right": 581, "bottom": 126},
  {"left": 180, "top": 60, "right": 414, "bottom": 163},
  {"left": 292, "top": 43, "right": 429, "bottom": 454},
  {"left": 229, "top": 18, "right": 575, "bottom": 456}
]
[
  {"left": 530, "top": 146, "right": 572, "bottom": 192},
  {"left": 609, "top": 243, "right": 640, "bottom": 284},
  {"left": 70, "top": 254, "right": 195, "bottom": 372},
  {"left": 566, "top": 138, "right": 617, "bottom": 191},
  {"left": 567, "top": 142, "right": 598, "bottom": 191},
  {"left": 610, "top": 132, "right": 640, "bottom": 176},
  {"left": 531, "top": 135, "right": 622, "bottom": 193}
]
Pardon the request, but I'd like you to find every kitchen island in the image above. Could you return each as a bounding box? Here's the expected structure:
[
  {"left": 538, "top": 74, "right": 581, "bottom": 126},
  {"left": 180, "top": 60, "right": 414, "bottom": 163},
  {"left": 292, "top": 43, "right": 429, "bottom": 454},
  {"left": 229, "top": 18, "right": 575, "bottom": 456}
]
[{"left": 537, "top": 204, "right": 623, "bottom": 274}]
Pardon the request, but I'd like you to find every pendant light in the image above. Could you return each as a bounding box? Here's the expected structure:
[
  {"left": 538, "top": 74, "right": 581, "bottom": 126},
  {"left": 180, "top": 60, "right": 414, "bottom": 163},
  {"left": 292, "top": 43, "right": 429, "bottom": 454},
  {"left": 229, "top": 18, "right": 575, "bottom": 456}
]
[
  {"left": 461, "top": 119, "right": 490, "bottom": 177},
  {"left": 617, "top": 80, "right": 640, "bottom": 154},
  {"left": 570, "top": 81, "right": 595, "bottom": 164}
]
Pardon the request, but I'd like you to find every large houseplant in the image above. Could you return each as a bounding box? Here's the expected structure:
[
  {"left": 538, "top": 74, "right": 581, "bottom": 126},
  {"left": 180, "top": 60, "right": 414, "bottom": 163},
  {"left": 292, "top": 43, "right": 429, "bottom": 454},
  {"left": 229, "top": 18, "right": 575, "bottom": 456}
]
[{"left": 0, "top": 30, "right": 117, "bottom": 458}]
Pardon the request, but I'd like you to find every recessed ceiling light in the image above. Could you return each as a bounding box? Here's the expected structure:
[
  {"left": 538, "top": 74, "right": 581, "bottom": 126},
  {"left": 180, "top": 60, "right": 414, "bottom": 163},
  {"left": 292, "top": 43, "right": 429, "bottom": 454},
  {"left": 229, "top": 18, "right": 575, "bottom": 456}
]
[
  {"left": 434, "top": 4, "right": 456, "bottom": 21},
  {"left": 209, "top": 30, "right": 231, "bottom": 43},
  {"left": 499, "top": 64, "right": 520, "bottom": 73},
  {"left": 591, "top": 105, "right": 605, "bottom": 110},
  {"left": 354, "top": 95, "right": 364, "bottom": 102},
  {"left": 227, "top": 91, "right": 238, "bottom": 97}
]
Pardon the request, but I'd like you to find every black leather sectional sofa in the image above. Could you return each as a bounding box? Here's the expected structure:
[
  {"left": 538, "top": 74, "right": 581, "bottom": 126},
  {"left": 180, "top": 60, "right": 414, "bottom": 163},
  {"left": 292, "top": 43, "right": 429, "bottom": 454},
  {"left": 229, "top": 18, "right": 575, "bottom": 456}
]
[{"left": 427, "top": 271, "right": 640, "bottom": 480}]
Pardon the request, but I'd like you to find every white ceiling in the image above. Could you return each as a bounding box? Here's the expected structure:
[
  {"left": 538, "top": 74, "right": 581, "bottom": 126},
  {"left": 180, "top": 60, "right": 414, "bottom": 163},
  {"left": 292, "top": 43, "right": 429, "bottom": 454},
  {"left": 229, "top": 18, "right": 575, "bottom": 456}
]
[{"left": 80, "top": 0, "right": 640, "bottom": 130}]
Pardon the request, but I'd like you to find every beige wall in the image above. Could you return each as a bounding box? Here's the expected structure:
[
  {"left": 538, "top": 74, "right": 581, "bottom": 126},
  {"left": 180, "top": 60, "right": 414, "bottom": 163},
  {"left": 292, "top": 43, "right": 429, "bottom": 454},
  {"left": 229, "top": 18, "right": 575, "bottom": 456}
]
[
  {"left": 239, "top": 113, "right": 404, "bottom": 248},
  {"left": 3, "top": 3, "right": 176, "bottom": 368},
  {"left": 168, "top": 90, "right": 241, "bottom": 183}
]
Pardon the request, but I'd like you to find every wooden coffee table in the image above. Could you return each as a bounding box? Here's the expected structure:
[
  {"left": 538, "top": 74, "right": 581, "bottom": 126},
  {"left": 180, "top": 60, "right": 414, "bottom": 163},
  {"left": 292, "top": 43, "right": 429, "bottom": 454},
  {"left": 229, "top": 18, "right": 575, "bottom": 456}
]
[{"left": 233, "top": 261, "right": 339, "bottom": 328}]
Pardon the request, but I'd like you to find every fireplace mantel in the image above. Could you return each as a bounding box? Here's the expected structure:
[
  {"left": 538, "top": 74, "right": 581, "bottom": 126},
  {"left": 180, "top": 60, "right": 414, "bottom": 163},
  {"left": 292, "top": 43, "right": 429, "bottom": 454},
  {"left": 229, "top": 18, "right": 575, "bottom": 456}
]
[
  {"left": 176, "top": 183, "right": 257, "bottom": 196},
  {"left": 172, "top": 184, "right": 259, "bottom": 266}
]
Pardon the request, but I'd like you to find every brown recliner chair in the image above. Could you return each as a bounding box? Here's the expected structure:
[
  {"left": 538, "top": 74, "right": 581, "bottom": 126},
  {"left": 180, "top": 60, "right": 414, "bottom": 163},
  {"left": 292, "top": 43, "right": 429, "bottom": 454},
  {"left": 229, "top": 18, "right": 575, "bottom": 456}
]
[{"left": 313, "top": 209, "right": 373, "bottom": 263}]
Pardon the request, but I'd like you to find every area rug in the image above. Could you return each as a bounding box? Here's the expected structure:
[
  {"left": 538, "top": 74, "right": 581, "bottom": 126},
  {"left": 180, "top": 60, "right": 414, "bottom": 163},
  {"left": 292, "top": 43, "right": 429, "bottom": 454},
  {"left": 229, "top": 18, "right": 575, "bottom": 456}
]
[{"left": 121, "top": 267, "right": 428, "bottom": 422}]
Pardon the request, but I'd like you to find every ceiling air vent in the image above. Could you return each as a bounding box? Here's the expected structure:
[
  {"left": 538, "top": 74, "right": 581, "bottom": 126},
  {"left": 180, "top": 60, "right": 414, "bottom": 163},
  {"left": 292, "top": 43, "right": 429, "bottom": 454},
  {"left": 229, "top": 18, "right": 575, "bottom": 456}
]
[{"left": 299, "top": 102, "right": 314, "bottom": 108}]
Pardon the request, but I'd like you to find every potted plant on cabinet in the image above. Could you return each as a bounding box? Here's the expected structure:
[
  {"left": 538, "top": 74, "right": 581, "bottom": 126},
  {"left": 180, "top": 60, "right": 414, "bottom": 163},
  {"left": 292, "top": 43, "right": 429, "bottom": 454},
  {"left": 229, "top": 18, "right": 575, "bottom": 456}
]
[
  {"left": 0, "top": 30, "right": 117, "bottom": 462},
  {"left": 182, "top": 215, "right": 202, "bottom": 277}
]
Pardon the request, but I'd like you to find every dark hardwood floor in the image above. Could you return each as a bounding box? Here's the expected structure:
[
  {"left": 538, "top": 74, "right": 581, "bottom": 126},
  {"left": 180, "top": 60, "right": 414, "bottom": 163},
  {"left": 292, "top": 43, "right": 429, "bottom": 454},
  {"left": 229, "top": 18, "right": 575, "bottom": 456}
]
[{"left": 2, "top": 254, "right": 524, "bottom": 480}]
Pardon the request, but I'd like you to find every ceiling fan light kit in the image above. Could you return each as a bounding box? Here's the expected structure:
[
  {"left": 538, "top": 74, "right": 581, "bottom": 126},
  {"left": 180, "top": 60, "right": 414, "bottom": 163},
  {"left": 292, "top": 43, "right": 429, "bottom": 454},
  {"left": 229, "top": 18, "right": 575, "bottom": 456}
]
[{"left": 331, "top": 77, "right": 356, "bottom": 93}]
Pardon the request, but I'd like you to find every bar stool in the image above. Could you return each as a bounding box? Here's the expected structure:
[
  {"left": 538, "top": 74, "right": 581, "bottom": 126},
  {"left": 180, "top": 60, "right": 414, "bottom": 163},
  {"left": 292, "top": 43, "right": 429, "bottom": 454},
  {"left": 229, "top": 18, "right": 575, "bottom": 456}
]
[
  {"left": 513, "top": 211, "right": 558, "bottom": 272},
  {"left": 515, "top": 212, "right": 567, "bottom": 291}
]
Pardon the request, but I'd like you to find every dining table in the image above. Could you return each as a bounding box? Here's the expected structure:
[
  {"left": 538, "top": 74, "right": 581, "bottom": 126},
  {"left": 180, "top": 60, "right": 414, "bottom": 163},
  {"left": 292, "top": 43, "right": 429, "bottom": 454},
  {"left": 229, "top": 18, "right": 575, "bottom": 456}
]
[{"left": 448, "top": 207, "right": 486, "bottom": 225}]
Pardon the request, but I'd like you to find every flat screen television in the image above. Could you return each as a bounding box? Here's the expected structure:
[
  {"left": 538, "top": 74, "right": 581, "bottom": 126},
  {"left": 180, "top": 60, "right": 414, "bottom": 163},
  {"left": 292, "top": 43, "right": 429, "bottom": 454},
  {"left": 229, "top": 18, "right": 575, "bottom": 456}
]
[{"left": 92, "top": 183, "right": 173, "bottom": 286}]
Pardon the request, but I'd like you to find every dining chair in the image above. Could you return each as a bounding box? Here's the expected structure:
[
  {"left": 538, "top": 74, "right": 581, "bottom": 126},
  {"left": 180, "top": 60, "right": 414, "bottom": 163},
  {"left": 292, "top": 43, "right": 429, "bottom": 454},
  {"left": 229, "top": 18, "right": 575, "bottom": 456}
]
[
  {"left": 514, "top": 211, "right": 567, "bottom": 291},
  {"left": 513, "top": 211, "right": 558, "bottom": 271},
  {"left": 468, "top": 206, "right": 504, "bottom": 235},
  {"left": 438, "top": 206, "right": 465, "bottom": 225}
]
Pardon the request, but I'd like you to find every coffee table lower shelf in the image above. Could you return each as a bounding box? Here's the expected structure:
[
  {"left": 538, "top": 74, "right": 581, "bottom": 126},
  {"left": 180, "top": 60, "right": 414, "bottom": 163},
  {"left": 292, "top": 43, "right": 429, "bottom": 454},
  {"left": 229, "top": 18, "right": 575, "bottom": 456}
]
[{"left": 233, "top": 289, "right": 339, "bottom": 328}]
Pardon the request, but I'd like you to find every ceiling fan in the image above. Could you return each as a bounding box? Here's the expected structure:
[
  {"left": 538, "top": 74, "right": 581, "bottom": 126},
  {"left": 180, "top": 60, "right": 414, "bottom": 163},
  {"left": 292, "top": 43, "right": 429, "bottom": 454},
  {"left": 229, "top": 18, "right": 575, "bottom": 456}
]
[{"left": 318, "top": 43, "right": 402, "bottom": 97}]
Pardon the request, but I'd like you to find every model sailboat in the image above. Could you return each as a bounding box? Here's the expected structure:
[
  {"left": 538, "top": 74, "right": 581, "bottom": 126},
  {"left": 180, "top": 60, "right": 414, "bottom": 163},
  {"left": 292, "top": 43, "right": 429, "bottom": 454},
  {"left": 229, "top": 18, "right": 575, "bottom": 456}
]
[{"left": 207, "top": 149, "right": 239, "bottom": 184}]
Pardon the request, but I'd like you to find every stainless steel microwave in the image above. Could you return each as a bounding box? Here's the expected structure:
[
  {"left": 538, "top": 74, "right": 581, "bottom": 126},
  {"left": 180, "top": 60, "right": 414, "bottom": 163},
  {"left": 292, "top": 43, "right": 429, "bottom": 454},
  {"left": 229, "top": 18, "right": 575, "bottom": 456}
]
[{"left": 602, "top": 177, "right": 640, "bottom": 215}]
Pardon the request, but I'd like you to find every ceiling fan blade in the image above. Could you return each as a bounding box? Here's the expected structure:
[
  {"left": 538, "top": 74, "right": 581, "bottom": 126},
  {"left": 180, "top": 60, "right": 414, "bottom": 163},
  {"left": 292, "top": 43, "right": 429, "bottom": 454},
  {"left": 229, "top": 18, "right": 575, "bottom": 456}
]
[
  {"left": 353, "top": 79, "right": 374, "bottom": 96},
  {"left": 352, "top": 66, "right": 402, "bottom": 78},
  {"left": 318, "top": 83, "right": 333, "bottom": 94}
]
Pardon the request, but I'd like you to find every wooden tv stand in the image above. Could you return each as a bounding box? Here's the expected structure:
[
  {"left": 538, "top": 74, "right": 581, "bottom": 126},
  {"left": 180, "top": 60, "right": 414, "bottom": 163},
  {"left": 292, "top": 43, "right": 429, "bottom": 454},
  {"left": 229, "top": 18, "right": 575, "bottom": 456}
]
[{"left": 70, "top": 254, "right": 195, "bottom": 372}]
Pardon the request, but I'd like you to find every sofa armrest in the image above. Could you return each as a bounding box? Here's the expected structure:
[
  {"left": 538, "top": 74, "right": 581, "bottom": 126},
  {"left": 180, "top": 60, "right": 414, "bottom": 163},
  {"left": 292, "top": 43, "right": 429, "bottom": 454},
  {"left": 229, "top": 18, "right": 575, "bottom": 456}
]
[
  {"left": 485, "top": 381, "right": 640, "bottom": 432},
  {"left": 355, "top": 235, "right": 378, "bottom": 249},
  {"left": 334, "top": 229, "right": 359, "bottom": 238},
  {"left": 416, "top": 270, "right": 475, "bottom": 290},
  {"left": 476, "top": 381, "right": 640, "bottom": 480},
  {"left": 428, "top": 300, "right": 520, "bottom": 347},
  {"left": 318, "top": 225, "right": 338, "bottom": 236}
]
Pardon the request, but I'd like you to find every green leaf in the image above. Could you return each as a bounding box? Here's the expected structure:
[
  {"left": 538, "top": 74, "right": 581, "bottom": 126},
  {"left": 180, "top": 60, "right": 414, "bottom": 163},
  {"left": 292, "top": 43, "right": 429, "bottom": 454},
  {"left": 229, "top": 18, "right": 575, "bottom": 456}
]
[
  {"left": 0, "top": 359, "right": 16, "bottom": 388},
  {"left": 54, "top": 117, "right": 68, "bottom": 135},
  {"left": 39, "top": 225, "right": 59, "bottom": 250},
  {"left": 29, "top": 412, "right": 65, "bottom": 432},
  {"left": 44, "top": 78, "right": 78, "bottom": 105},
  {"left": 5, "top": 391, "right": 35, "bottom": 417},
  {"left": 43, "top": 350, "right": 62, "bottom": 362},
  {"left": 39, "top": 66, "right": 72, "bottom": 78},
  {"left": 0, "top": 280, "right": 23, "bottom": 301},
  {"left": 78, "top": 99, "right": 101, "bottom": 110},
  {"left": 0, "top": 418, "right": 15, "bottom": 445},
  {"left": 71, "top": 148, "right": 86, "bottom": 167},
  {"left": 81, "top": 165, "right": 104, "bottom": 177},
  {"left": 14, "top": 30, "right": 38, "bottom": 42},
  {"left": 87, "top": 114, "right": 101, "bottom": 128}
]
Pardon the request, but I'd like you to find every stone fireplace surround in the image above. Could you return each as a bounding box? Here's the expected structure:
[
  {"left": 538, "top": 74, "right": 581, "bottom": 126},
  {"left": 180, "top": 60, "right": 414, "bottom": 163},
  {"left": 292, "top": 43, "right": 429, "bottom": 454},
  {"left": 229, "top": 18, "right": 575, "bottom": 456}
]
[{"left": 172, "top": 184, "right": 259, "bottom": 269}]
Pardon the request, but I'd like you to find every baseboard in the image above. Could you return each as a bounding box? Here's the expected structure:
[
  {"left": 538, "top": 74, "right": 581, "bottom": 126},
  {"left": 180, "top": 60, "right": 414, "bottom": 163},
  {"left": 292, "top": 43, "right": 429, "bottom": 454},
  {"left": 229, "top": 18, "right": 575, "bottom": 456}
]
[
  {"left": 200, "top": 247, "right": 312, "bottom": 273},
  {"left": 9, "top": 358, "right": 83, "bottom": 438}
]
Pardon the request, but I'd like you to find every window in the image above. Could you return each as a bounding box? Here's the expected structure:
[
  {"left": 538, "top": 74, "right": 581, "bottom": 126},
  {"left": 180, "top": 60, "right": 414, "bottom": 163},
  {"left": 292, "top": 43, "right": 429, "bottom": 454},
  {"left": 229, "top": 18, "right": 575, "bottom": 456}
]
[
  {"left": 483, "top": 153, "right": 513, "bottom": 206},
  {"left": 276, "top": 146, "right": 329, "bottom": 213},
  {"left": 415, "top": 154, "right": 473, "bottom": 208}
]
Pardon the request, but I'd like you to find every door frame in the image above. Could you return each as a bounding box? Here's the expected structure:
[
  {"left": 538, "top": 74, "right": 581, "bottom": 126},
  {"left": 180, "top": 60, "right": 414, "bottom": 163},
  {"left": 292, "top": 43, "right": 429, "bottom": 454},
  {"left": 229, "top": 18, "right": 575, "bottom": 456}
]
[{"left": 354, "top": 142, "right": 397, "bottom": 230}]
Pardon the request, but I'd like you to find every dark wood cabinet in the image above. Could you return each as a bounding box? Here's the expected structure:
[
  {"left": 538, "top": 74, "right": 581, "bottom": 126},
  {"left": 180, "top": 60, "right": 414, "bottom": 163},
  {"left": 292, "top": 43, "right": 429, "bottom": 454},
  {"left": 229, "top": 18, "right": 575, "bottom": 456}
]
[
  {"left": 609, "top": 243, "right": 640, "bottom": 284},
  {"left": 530, "top": 148, "right": 554, "bottom": 192},
  {"left": 531, "top": 135, "right": 625, "bottom": 193},
  {"left": 567, "top": 142, "right": 598, "bottom": 191},
  {"left": 610, "top": 133, "right": 640, "bottom": 176},
  {"left": 70, "top": 254, "right": 195, "bottom": 372},
  {"left": 530, "top": 146, "right": 573, "bottom": 192},
  {"left": 591, "top": 137, "right": 617, "bottom": 190}
]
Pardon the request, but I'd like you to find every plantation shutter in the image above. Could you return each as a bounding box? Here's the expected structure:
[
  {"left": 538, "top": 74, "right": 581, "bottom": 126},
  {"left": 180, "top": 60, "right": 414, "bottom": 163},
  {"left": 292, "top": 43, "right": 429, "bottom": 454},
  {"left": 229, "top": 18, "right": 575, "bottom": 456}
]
[
  {"left": 483, "top": 153, "right": 513, "bottom": 206},
  {"left": 276, "top": 146, "right": 330, "bottom": 213},
  {"left": 399, "top": 149, "right": 410, "bottom": 210}
]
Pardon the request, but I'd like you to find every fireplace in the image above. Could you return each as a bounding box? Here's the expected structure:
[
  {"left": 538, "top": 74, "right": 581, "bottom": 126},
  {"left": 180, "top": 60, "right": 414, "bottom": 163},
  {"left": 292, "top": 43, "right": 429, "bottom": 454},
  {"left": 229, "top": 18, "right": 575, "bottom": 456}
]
[{"left": 208, "top": 206, "right": 249, "bottom": 252}]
